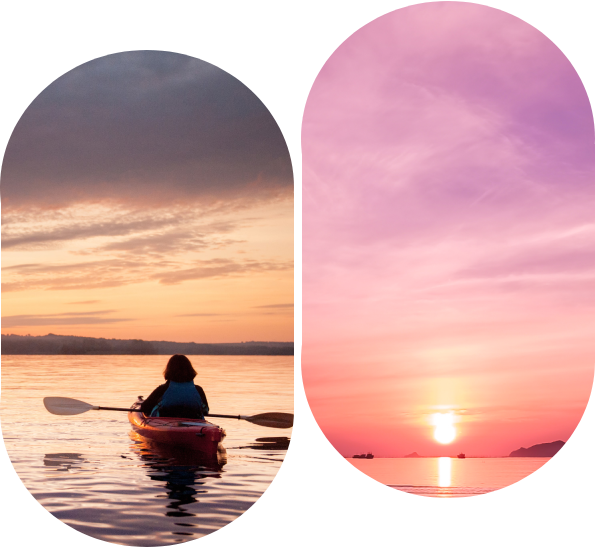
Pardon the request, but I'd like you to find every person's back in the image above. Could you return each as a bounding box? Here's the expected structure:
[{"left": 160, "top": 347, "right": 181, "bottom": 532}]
[{"left": 140, "top": 355, "right": 209, "bottom": 419}]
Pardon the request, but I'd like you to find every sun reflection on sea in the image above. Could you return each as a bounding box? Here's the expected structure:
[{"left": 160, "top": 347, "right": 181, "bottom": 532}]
[{"left": 438, "top": 457, "right": 451, "bottom": 487}]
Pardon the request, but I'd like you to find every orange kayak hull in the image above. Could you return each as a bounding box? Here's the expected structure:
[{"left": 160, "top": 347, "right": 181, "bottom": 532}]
[{"left": 128, "top": 400, "right": 226, "bottom": 454}]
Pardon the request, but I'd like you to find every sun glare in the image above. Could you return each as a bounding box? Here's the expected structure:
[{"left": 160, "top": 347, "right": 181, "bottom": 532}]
[{"left": 432, "top": 412, "right": 456, "bottom": 444}]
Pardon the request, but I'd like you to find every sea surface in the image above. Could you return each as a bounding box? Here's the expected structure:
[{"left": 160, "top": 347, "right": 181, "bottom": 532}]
[
  {"left": 348, "top": 457, "right": 550, "bottom": 497},
  {"left": 1, "top": 355, "right": 293, "bottom": 546}
]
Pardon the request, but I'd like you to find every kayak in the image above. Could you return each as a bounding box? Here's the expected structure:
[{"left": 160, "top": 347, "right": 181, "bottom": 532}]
[{"left": 128, "top": 398, "right": 226, "bottom": 454}]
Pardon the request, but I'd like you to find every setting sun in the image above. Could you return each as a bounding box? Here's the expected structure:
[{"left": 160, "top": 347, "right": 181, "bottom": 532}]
[{"left": 433, "top": 413, "right": 456, "bottom": 444}]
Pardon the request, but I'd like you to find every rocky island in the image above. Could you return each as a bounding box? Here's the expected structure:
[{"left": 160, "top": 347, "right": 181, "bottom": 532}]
[{"left": 509, "top": 440, "right": 565, "bottom": 457}]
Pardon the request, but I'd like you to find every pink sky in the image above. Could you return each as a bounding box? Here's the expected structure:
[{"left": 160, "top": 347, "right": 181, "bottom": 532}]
[{"left": 302, "top": 3, "right": 594, "bottom": 458}]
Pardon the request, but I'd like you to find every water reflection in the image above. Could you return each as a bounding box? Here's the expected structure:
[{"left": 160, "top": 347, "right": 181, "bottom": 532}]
[
  {"left": 438, "top": 457, "right": 452, "bottom": 487},
  {"left": 129, "top": 432, "right": 227, "bottom": 531},
  {"left": 129, "top": 431, "right": 228, "bottom": 468},
  {"left": 233, "top": 436, "right": 290, "bottom": 451},
  {"left": 43, "top": 453, "right": 88, "bottom": 471}
]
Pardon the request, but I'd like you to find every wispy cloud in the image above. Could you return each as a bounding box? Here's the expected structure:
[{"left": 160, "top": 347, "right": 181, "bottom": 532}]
[
  {"left": 2, "top": 259, "right": 147, "bottom": 292},
  {"left": 154, "top": 259, "right": 293, "bottom": 285},
  {"left": 2, "top": 256, "right": 293, "bottom": 292},
  {"left": 2, "top": 206, "right": 248, "bottom": 255},
  {"left": 1, "top": 202, "right": 292, "bottom": 293},
  {"left": 2, "top": 310, "right": 133, "bottom": 328},
  {"left": 253, "top": 303, "right": 294, "bottom": 309}
]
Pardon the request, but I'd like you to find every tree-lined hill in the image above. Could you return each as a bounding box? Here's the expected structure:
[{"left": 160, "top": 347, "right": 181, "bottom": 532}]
[{"left": 1, "top": 333, "right": 293, "bottom": 356}]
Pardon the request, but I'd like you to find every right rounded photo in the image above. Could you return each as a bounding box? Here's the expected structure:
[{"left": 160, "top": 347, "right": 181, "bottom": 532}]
[{"left": 302, "top": 1, "right": 594, "bottom": 497}]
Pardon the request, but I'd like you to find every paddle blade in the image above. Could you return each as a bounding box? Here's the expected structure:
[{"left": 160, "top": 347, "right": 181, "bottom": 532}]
[
  {"left": 44, "top": 397, "right": 94, "bottom": 416},
  {"left": 244, "top": 412, "right": 294, "bottom": 429}
]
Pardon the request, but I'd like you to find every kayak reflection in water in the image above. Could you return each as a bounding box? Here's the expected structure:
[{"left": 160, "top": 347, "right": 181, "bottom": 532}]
[{"left": 141, "top": 355, "right": 209, "bottom": 419}]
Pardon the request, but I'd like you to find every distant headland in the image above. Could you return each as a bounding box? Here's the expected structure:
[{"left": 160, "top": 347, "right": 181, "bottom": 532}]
[
  {"left": 1, "top": 333, "right": 294, "bottom": 356},
  {"left": 398, "top": 440, "right": 566, "bottom": 459},
  {"left": 509, "top": 440, "right": 565, "bottom": 458}
]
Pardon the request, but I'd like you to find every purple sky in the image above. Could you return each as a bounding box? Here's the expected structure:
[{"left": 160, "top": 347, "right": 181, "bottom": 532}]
[
  {"left": 2, "top": 51, "right": 291, "bottom": 210},
  {"left": 302, "top": 2, "right": 594, "bottom": 458}
]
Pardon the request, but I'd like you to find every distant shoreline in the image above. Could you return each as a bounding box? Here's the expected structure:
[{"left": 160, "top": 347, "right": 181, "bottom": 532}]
[
  {"left": 1, "top": 333, "right": 294, "bottom": 356},
  {"left": 346, "top": 456, "right": 552, "bottom": 459},
  {"left": 346, "top": 441, "right": 564, "bottom": 459}
]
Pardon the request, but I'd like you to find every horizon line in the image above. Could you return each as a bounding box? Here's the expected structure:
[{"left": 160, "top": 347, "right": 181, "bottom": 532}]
[
  {"left": 1, "top": 332, "right": 294, "bottom": 345},
  {"left": 346, "top": 455, "right": 560, "bottom": 459}
]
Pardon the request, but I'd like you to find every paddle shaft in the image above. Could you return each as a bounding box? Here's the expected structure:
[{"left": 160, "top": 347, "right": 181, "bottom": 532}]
[{"left": 93, "top": 406, "right": 242, "bottom": 419}]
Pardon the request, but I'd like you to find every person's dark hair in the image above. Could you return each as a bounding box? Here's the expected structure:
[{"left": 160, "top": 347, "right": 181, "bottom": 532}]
[{"left": 163, "top": 355, "right": 197, "bottom": 383}]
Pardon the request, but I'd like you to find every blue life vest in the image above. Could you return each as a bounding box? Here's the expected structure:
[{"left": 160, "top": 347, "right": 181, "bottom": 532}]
[{"left": 151, "top": 381, "right": 205, "bottom": 419}]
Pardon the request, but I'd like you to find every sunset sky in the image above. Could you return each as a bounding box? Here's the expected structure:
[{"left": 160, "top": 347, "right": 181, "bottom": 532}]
[
  {"left": 302, "top": 3, "right": 594, "bottom": 458},
  {"left": 2, "top": 51, "right": 293, "bottom": 343}
]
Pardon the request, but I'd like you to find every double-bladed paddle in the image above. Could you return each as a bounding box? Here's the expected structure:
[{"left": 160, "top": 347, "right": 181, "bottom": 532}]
[{"left": 43, "top": 397, "right": 293, "bottom": 429}]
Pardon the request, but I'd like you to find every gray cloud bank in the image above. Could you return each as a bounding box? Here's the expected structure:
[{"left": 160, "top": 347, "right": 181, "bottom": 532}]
[{"left": 2, "top": 50, "right": 292, "bottom": 210}]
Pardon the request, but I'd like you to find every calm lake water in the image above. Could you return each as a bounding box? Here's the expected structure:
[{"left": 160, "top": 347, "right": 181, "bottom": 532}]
[
  {"left": 1, "top": 355, "right": 293, "bottom": 546},
  {"left": 348, "top": 457, "right": 550, "bottom": 497}
]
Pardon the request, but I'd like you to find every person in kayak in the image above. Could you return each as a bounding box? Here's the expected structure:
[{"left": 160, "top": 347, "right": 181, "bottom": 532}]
[{"left": 140, "top": 355, "right": 209, "bottom": 419}]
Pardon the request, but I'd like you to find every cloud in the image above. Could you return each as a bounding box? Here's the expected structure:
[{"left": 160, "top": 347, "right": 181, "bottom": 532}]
[
  {"left": 1, "top": 200, "right": 292, "bottom": 293},
  {"left": 175, "top": 308, "right": 294, "bottom": 318},
  {"left": 1, "top": 50, "right": 292, "bottom": 211},
  {"left": 2, "top": 256, "right": 293, "bottom": 292},
  {"left": 2, "top": 310, "right": 133, "bottom": 327},
  {"left": 253, "top": 303, "right": 294, "bottom": 308},
  {"left": 153, "top": 258, "right": 293, "bottom": 285},
  {"left": 454, "top": 243, "right": 594, "bottom": 281},
  {"left": 1, "top": 201, "right": 272, "bottom": 290},
  {"left": 2, "top": 259, "right": 147, "bottom": 292},
  {"left": 2, "top": 214, "right": 179, "bottom": 250}
]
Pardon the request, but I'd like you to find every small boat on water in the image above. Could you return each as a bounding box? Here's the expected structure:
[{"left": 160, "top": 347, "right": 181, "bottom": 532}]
[
  {"left": 457, "top": 453, "right": 465, "bottom": 459},
  {"left": 352, "top": 452, "right": 374, "bottom": 459}
]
